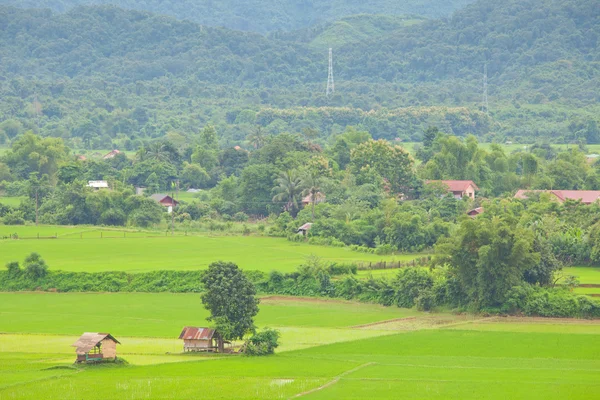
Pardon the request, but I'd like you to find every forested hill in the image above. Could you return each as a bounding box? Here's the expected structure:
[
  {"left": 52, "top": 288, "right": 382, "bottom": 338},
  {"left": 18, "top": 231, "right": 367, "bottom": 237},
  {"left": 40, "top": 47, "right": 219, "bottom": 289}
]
[
  {"left": 0, "top": 0, "right": 474, "bottom": 33},
  {"left": 0, "top": 0, "right": 599, "bottom": 147}
]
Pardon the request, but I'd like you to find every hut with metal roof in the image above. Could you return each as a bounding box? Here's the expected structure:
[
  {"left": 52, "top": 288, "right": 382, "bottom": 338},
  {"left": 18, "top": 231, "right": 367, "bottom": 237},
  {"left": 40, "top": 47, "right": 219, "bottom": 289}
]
[
  {"left": 179, "top": 327, "right": 226, "bottom": 353},
  {"left": 72, "top": 333, "right": 120, "bottom": 363}
]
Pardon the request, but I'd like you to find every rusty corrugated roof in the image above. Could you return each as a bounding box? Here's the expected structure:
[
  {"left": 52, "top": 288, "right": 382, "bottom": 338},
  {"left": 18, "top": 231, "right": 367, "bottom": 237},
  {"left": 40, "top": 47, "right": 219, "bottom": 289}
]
[
  {"left": 178, "top": 327, "right": 216, "bottom": 340},
  {"left": 72, "top": 332, "right": 120, "bottom": 354}
]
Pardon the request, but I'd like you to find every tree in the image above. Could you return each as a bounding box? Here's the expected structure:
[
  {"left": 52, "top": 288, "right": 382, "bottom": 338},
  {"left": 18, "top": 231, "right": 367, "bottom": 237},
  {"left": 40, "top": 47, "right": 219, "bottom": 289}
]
[
  {"left": 247, "top": 126, "right": 266, "bottom": 150},
  {"left": 350, "top": 139, "right": 416, "bottom": 195},
  {"left": 272, "top": 170, "right": 303, "bottom": 216},
  {"left": 200, "top": 261, "right": 259, "bottom": 352},
  {"left": 434, "top": 217, "right": 540, "bottom": 307},
  {"left": 301, "top": 170, "right": 322, "bottom": 221},
  {"left": 24, "top": 252, "right": 48, "bottom": 279}
]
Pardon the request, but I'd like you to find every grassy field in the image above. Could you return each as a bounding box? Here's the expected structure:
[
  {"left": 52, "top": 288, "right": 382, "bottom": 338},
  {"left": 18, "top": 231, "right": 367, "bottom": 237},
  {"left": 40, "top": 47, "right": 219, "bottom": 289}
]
[
  {"left": 0, "top": 293, "right": 598, "bottom": 399},
  {"left": 0, "top": 196, "right": 26, "bottom": 207},
  {"left": 0, "top": 229, "right": 414, "bottom": 272}
]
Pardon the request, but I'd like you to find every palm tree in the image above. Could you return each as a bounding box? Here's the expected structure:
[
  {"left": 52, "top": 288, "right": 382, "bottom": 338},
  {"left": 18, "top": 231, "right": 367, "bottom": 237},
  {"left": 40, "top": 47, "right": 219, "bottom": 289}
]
[
  {"left": 146, "top": 141, "right": 170, "bottom": 162},
  {"left": 247, "top": 126, "right": 266, "bottom": 150},
  {"left": 301, "top": 171, "right": 322, "bottom": 222},
  {"left": 272, "top": 170, "right": 303, "bottom": 216}
]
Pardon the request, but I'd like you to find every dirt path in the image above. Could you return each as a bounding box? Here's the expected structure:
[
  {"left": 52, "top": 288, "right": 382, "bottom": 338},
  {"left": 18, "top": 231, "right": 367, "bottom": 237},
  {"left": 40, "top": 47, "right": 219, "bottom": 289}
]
[{"left": 290, "top": 362, "right": 375, "bottom": 399}]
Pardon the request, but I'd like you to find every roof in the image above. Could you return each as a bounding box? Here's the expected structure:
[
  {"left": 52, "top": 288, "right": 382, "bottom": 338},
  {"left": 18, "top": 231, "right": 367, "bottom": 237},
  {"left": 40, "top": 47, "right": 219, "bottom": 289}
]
[
  {"left": 425, "top": 180, "right": 479, "bottom": 192},
  {"left": 103, "top": 150, "right": 121, "bottom": 159},
  {"left": 72, "top": 333, "right": 120, "bottom": 354},
  {"left": 150, "top": 194, "right": 170, "bottom": 202},
  {"left": 298, "top": 222, "right": 313, "bottom": 231},
  {"left": 302, "top": 192, "right": 326, "bottom": 204},
  {"left": 467, "top": 207, "right": 484, "bottom": 215},
  {"left": 514, "top": 190, "right": 600, "bottom": 204},
  {"left": 179, "top": 327, "right": 216, "bottom": 340},
  {"left": 87, "top": 180, "right": 109, "bottom": 188}
]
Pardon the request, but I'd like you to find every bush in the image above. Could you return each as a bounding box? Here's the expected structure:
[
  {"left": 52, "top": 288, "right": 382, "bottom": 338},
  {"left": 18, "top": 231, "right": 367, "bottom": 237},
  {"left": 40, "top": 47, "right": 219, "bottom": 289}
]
[
  {"left": 2, "top": 210, "right": 25, "bottom": 225},
  {"left": 245, "top": 329, "right": 280, "bottom": 356},
  {"left": 24, "top": 253, "right": 48, "bottom": 279},
  {"left": 393, "top": 268, "right": 434, "bottom": 308},
  {"left": 503, "top": 284, "right": 600, "bottom": 318}
]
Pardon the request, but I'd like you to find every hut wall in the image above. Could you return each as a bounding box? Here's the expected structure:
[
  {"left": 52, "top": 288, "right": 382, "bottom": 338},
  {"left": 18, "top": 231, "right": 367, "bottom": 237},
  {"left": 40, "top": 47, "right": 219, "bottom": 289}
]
[
  {"left": 184, "top": 339, "right": 211, "bottom": 349},
  {"left": 101, "top": 339, "right": 117, "bottom": 359}
]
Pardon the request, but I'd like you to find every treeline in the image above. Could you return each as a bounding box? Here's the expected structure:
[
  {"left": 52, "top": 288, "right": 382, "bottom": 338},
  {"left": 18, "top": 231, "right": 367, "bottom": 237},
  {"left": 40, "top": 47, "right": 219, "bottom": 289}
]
[
  {"left": 2, "top": 255, "right": 598, "bottom": 318},
  {"left": 3, "top": 128, "right": 600, "bottom": 250},
  {"left": 0, "top": 0, "right": 472, "bottom": 33},
  {"left": 0, "top": 0, "right": 598, "bottom": 146}
]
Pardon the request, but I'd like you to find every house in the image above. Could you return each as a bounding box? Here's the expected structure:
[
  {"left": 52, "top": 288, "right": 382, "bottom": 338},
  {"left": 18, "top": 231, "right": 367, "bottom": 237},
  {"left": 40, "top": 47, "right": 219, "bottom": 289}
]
[
  {"left": 301, "top": 192, "right": 326, "bottom": 207},
  {"left": 103, "top": 150, "right": 121, "bottom": 160},
  {"left": 87, "top": 180, "right": 109, "bottom": 190},
  {"left": 297, "top": 222, "right": 312, "bottom": 236},
  {"left": 425, "top": 180, "right": 479, "bottom": 199},
  {"left": 514, "top": 190, "right": 600, "bottom": 204},
  {"left": 72, "top": 332, "right": 120, "bottom": 363},
  {"left": 150, "top": 194, "right": 178, "bottom": 213},
  {"left": 467, "top": 207, "right": 484, "bottom": 217},
  {"left": 179, "top": 327, "right": 227, "bottom": 352}
]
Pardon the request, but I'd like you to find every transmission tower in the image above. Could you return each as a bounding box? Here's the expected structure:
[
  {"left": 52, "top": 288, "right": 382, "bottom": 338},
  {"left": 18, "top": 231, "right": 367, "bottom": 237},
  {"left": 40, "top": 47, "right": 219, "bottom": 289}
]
[
  {"left": 326, "top": 48, "right": 334, "bottom": 97},
  {"left": 481, "top": 63, "right": 489, "bottom": 115}
]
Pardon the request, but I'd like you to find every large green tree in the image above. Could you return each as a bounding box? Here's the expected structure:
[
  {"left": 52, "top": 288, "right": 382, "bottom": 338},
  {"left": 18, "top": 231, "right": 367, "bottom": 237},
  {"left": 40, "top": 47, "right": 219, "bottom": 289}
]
[
  {"left": 200, "top": 261, "right": 260, "bottom": 352},
  {"left": 435, "top": 216, "right": 540, "bottom": 307},
  {"left": 350, "top": 139, "right": 416, "bottom": 195}
]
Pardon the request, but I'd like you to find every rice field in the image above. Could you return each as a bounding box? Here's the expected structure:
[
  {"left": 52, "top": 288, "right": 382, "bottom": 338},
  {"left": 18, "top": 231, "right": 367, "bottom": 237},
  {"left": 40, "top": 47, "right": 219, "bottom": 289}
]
[
  {"left": 0, "top": 196, "right": 25, "bottom": 207},
  {"left": 0, "top": 293, "right": 598, "bottom": 399},
  {"left": 0, "top": 227, "right": 415, "bottom": 273}
]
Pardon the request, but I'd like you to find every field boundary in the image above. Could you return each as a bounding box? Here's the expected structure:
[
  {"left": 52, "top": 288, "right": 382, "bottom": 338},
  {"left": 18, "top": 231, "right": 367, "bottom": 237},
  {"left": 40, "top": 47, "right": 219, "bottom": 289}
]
[
  {"left": 350, "top": 317, "right": 417, "bottom": 329},
  {"left": 290, "top": 362, "right": 375, "bottom": 398}
]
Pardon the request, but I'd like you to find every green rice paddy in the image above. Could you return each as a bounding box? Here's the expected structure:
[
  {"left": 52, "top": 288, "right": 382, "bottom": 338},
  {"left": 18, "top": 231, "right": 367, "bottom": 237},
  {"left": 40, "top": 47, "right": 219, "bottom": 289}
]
[
  {"left": 0, "top": 196, "right": 25, "bottom": 207},
  {"left": 0, "top": 227, "right": 413, "bottom": 273},
  {"left": 0, "top": 293, "right": 598, "bottom": 399}
]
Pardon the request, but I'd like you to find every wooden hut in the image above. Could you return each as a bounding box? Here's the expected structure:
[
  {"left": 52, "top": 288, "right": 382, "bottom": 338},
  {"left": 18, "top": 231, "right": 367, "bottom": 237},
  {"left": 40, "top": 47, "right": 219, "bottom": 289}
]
[
  {"left": 72, "top": 332, "right": 120, "bottom": 363},
  {"left": 179, "top": 327, "right": 226, "bottom": 352}
]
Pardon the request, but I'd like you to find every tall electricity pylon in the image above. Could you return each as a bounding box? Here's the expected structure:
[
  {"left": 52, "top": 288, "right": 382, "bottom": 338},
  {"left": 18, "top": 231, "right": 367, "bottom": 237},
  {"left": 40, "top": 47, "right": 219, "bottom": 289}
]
[
  {"left": 326, "top": 48, "right": 334, "bottom": 97},
  {"left": 481, "top": 63, "right": 489, "bottom": 115}
]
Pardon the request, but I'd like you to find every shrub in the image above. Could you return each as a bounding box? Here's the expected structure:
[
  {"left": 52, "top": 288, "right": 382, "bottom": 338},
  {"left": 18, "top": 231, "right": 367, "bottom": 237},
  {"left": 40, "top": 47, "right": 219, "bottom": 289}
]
[
  {"left": 5, "top": 261, "right": 21, "bottom": 277},
  {"left": 2, "top": 210, "right": 25, "bottom": 225},
  {"left": 245, "top": 329, "right": 280, "bottom": 356},
  {"left": 24, "top": 253, "right": 48, "bottom": 279}
]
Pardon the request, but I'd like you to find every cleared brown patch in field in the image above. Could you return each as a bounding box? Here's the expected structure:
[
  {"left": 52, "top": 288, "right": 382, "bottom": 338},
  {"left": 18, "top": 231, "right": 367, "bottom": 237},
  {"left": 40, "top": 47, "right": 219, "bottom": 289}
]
[
  {"left": 260, "top": 296, "right": 353, "bottom": 305},
  {"left": 482, "top": 316, "right": 600, "bottom": 325},
  {"left": 353, "top": 314, "right": 486, "bottom": 331}
]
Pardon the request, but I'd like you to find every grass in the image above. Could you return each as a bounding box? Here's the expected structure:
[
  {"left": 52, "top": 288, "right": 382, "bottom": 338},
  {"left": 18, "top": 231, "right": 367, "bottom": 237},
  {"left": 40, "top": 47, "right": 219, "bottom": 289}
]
[
  {"left": 0, "top": 292, "right": 419, "bottom": 336},
  {"left": 0, "top": 232, "right": 414, "bottom": 273},
  {"left": 0, "top": 196, "right": 26, "bottom": 207},
  {"left": 564, "top": 266, "right": 600, "bottom": 284},
  {"left": 0, "top": 292, "right": 598, "bottom": 399}
]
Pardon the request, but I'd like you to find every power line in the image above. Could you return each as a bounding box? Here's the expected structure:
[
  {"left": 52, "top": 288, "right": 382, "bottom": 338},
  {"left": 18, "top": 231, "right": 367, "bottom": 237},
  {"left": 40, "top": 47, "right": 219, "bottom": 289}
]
[{"left": 326, "top": 48, "right": 334, "bottom": 97}]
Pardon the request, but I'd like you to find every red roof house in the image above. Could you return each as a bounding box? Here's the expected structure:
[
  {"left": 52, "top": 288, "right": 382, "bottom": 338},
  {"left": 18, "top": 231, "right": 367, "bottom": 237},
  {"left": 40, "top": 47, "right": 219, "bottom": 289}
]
[
  {"left": 425, "top": 180, "right": 479, "bottom": 199},
  {"left": 514, "top": 190, "right": 600, "bottom": 204}
]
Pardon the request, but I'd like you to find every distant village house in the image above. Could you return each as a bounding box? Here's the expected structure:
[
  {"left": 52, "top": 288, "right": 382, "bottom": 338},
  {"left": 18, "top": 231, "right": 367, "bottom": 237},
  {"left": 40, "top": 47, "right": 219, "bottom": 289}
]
[
  {"left": 150, "top": 194, "right": 178, "bottom": 213},
  {"left": 426, "top": 180, "right": 479, "bottom": 199},
  {"left": 103, "top": 150, "right": 121, "bottom": 160},
  {"left": 297, "top": 222, "right": 312, "bottom": 236},
  {"left": 514, "top": 190, "right": 600, "bottom": 204},
  {"left": 72, "top": 332, "right": 120, "bottom": 363},
  {"left": 87, "top": 180, "right": 109, "bottom": 190},
  {"left": 301, "top": 192, "right": 326, "bottom": 207},
  {"left": 467, "top": 207, "right": 484, "bottom": 217}
]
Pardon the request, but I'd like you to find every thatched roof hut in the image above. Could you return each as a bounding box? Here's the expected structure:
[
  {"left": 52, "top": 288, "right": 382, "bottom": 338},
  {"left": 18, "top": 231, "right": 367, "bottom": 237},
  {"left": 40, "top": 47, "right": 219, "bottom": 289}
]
[{"left": 72, "top": 332, "right": 120, "bottom": 363}]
